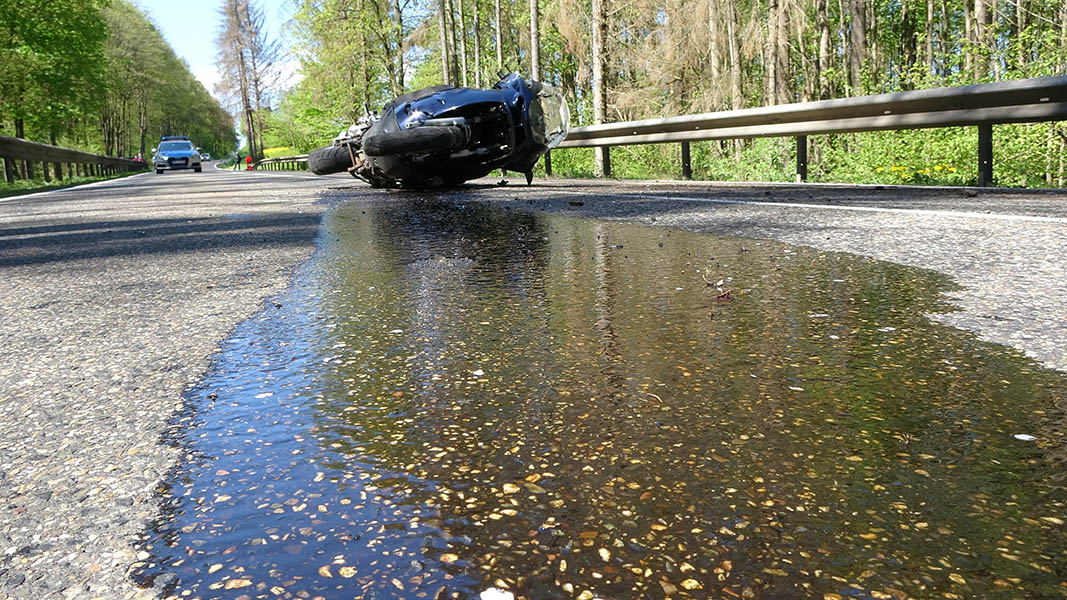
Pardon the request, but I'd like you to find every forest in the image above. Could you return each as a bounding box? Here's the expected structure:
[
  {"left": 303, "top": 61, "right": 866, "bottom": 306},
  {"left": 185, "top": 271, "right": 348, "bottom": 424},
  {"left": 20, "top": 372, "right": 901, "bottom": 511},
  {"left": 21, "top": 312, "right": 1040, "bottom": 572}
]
[
  {"left": 265, "top": 0, "right": 1067, "bottom": 187},
  {"left": 0, "top": 0, "right": 235, "bottom": 163},
  {"left": 2, "top": 1, "right": 1064, "bottom": 187}
]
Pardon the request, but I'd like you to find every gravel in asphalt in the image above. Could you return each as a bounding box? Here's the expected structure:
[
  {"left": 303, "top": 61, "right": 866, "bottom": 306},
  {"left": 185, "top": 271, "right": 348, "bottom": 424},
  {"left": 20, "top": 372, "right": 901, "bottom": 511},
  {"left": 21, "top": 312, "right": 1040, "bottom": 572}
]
[
  {"left": 0, "top": 171, "right": 1065, "bottom": 599},
  {"left": 0, "top": 170, "right": 333, "bottom": 599}
]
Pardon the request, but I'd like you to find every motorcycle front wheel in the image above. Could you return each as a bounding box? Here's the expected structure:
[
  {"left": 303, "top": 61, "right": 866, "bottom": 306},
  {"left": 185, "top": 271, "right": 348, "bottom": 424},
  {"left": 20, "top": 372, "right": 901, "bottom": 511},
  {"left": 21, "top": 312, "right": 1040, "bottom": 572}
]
[
  {"left": 308, "top": 145, "right": 353, "bottom": 175},
  {"left": 362, "top": 127, "right": 467, "bottom": 157}
]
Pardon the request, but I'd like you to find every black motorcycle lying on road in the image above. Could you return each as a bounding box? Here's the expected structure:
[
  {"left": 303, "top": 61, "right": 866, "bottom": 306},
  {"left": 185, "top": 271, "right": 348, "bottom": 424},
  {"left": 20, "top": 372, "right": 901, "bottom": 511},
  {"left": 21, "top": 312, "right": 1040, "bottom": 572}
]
[{"left": 308, "top": 73, "right": 569, "bottom": 188}]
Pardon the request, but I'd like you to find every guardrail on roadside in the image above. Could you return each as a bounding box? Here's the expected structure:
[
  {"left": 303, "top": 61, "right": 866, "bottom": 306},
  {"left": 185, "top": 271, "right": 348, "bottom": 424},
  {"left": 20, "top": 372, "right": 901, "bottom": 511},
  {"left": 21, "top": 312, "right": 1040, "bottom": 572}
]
[
  {"left": 555, "top": 75, "right": 1067, "bottom": 187},
  {"left": 252, "top": 155, "right": 309, "bottom": 171},
  {"left": 0, "top": 136, "right": 146, "bottom": 184}
]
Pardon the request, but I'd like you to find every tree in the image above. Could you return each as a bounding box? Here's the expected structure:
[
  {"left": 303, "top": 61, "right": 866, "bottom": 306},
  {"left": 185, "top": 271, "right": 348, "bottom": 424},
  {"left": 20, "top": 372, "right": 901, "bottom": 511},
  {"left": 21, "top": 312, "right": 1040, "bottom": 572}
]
[
  {"left": 529, "top": 0, "right": 540, "bottom": 80},
  {"left": 0, "top": 0, "right": 108, "bottom": 145},
  {"left": 591, "top": 0, "right": 607, "bottom": 176},
  {"left": 216, "top": 0, "right": 278, "bottom": 160}
]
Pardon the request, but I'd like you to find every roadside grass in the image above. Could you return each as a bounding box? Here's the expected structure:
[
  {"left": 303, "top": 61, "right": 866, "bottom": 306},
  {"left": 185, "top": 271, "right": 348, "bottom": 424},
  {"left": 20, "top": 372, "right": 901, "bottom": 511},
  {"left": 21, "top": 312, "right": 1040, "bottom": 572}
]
[{"left": 0, "top": 170, "right": 146, "bottom": 199}]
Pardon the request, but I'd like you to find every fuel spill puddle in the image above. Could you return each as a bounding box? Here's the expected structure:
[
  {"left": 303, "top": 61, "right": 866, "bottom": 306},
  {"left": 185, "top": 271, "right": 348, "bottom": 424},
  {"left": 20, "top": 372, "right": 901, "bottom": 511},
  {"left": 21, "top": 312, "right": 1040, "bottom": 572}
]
[{"left": 134, "top": 199, "right": 1066, "bottom": 599}]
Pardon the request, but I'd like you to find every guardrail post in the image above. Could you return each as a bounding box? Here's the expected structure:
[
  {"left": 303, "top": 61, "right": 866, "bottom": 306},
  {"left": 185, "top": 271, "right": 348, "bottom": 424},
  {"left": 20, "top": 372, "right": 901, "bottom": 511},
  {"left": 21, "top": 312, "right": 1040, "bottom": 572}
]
[
  {"left": 594, "top": 147, "right": 612, "bottom": 177},
  {"left": 680, "top": 142, "right": 692, "bottom": 179},
  {"left": 977, "top": 124, "right": 993, "bottom": 187},
  {"left": 3, "top": 158, "right": 14, "bottom": 183},
  {"left": 796, "top": 136, "right": 808, "bottom": 182},
  {"left": 544, "top": 151, "right": 552, "bottom": 176}
]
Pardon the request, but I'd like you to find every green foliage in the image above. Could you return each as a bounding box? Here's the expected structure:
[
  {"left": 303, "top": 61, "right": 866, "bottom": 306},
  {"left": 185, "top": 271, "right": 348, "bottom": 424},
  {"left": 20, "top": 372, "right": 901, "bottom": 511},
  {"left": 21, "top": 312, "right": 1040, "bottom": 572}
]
[
  {"left": 276, "top": 0, "right": 1067, "bottom": 186},
  {"left": 262, "top": 82, "right": 346, "bottom": 151},
  {"left": 0, "top": 0, "right": 235, "bottom": 158},
  {"left": 0, "top": 0, "right": 109, "bottom": 136}
]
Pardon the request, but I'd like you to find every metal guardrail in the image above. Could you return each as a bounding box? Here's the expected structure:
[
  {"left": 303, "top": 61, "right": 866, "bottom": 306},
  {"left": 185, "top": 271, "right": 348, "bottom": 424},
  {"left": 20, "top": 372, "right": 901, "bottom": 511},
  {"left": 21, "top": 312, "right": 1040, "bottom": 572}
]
[
  {"left": 0, "top": 135, "right": 145, "bottom": 184},
  {"left": 556, "top": 75, "right": 1067, "bottom": 186},
  {"left": 252, "top": 155, "right": 309, "bottom": 171},
  {"left": 245, "top": 77, "right": 1067, "bottom": 187}
]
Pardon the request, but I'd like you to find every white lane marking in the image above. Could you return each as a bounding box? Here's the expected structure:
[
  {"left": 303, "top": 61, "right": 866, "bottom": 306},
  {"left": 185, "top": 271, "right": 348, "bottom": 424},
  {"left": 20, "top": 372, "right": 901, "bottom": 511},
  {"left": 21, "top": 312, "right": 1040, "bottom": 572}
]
[
  {"left": 0, "top": 172, "right": 154, "bottom": 203},
  {"left": 543, "top": 189, "right": 1067, "bottom": 225}
]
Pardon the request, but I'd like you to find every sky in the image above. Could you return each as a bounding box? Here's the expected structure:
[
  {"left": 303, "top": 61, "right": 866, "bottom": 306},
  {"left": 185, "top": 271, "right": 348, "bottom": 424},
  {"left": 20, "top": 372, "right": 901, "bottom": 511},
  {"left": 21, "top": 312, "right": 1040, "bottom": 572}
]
[{"left": 146, "top": 1, "right": 299, "bottom": 99}]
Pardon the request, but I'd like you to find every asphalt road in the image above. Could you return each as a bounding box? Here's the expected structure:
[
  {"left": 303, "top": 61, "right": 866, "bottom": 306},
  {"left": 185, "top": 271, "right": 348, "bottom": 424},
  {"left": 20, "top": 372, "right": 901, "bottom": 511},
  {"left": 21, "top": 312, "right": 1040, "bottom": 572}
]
[{"left": 1, "top": 168, "right": 1065, "bottom": 599}]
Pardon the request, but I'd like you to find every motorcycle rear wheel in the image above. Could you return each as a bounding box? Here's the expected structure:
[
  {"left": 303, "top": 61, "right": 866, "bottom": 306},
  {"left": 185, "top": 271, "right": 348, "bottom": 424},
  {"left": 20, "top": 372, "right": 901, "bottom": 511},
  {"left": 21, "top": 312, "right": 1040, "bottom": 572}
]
[
  {"left": 308, "top": 145, "right": 353, "bottom": 175},
  {"left": 363, "top": 127, "right": 467, "bottom": 157}
]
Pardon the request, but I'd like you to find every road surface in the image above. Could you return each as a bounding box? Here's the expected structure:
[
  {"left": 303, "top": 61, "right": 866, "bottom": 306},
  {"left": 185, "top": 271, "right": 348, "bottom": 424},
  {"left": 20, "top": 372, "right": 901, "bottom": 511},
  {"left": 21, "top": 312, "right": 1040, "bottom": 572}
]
[{"left": 1, "top": 168, "right": 1065, "bottom": 598}]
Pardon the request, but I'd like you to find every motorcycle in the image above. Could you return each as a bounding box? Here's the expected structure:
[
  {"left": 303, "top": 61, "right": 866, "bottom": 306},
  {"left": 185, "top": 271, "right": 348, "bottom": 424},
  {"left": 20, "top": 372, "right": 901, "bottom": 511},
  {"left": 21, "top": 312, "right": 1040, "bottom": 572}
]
[{"left": 307, "top": 73, "right": 569, "bottom": 188}]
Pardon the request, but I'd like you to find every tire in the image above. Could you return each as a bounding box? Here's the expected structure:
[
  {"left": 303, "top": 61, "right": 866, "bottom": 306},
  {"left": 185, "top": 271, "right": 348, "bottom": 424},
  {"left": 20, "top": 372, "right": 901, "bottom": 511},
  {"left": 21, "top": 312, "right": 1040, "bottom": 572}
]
[
  {"left": 362, "top": 126, "right": 467, "bottom": 157},
  {"left": 308, "top": 145, "right": 353, "bottom": 175},
  {"left": 156, "top": 169, "right": 163, "bottom": 174},
  {"left": 194, "top": 166, "right": 202, "bottom": 173}
]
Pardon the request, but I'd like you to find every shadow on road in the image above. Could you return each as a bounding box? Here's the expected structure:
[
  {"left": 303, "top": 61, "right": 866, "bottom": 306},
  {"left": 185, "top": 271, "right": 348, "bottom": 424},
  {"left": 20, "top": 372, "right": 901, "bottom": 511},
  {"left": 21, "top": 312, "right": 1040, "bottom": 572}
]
[{"left": 0, "top": 212, "right": 323, "bottom": 269}]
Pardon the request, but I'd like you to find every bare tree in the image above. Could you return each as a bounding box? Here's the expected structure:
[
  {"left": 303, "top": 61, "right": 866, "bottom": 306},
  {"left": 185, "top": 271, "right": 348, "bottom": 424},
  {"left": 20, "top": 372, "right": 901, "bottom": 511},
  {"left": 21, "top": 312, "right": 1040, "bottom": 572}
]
[{"left": 215, "top": 0, "right": 276, "bottom": 160}]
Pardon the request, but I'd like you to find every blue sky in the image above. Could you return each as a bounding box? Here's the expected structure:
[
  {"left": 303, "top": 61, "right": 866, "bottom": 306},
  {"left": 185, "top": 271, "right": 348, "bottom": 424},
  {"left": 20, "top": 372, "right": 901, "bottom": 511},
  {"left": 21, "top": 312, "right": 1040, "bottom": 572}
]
[{"left": 145, "top": 1, "right": 298, "bottom": 98}]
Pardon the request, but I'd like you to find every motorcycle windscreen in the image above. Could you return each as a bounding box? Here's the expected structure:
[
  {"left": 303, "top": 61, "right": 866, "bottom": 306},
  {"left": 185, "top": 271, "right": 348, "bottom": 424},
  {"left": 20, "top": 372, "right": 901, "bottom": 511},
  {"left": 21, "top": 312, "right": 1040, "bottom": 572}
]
[{"left": 530, "top": 84, "right": 570, "bottom": 149}]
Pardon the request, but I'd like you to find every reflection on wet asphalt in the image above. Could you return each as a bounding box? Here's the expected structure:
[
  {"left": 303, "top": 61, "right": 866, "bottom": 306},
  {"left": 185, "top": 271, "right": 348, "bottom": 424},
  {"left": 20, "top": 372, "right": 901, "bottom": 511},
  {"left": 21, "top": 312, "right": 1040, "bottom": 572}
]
[{"left": 134, "top": 198, "right": 1066, "bottom": 599}]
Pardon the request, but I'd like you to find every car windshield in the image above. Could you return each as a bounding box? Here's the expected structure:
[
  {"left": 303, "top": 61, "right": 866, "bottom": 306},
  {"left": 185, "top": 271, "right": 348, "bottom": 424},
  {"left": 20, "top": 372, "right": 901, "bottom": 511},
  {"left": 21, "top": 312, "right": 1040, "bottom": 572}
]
[{"left": 159, "top": 141, "right": 194, "bottom": 152}]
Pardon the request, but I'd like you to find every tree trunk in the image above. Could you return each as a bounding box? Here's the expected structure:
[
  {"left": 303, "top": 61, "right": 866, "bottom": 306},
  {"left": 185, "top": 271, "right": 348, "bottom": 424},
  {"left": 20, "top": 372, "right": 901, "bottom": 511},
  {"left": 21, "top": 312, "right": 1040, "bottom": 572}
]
[
  {"left": 529, "top": 0, "right": 539, "bottom": 80},
  {"left": 458, "top": 0, "right": 469, "bottom": 86},
  {"left": 591, "top": 0, "right": 608, "bottom": 176},
  {"left": 725, "top": 0, "right": 742, "bottom": 109},
  {"left": 963, "top": 0, "right": 973, "bottom": 74},
  {"left": 765, "top": 0, "right": 778, "bottom": 104},
  {"left": 394, "top": 0, "right": 405, "bottom": 91},
  {"left": 495, "top": 0, "right": 503, "bottom": 71},
  {"left": 818, "top": 0, "right": 831, "bottom": 98},
  {"left": 474, "top": 0, "right": 482, "bottom": 86},
  {"left": 445, "top": 0, "right": 459, "bottom": 82},
  {"left": 138, "top": 93, "right": 147, "bottom": 159},
  {"left": 848, "top": 0, "right": 866, "bottom": 94},
  {"left": 708, "top": 0, "right": 721, "bottom": 108},
  {"left": 926, "top": 0, "right": 934, "bottom": 76},
  {"left": 15, "top": 117, "right": 29, "bottom": 178},
  {"left": 775, "top": 0, "right": 790, "bottom": 104},
  {"left": 974, "top": 0, "right": 988, "bottom": 78},
  {"left": 437, "top": 0, "right": 452, "bottom": 84}
]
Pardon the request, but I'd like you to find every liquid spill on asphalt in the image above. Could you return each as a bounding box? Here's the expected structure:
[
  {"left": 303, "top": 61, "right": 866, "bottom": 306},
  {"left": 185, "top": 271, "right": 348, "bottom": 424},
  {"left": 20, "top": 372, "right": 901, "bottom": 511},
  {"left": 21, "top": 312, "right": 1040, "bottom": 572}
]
[{"left": 133, "top": 198, "right": 1066, "bottom": 599}]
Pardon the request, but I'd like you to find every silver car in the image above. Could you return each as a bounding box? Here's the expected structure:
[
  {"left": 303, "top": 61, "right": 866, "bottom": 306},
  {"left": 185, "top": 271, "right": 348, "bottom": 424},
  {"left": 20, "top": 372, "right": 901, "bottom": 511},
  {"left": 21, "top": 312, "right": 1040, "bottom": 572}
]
[{"left": 152, "top": 140, "right": 203, "bottom": 174}]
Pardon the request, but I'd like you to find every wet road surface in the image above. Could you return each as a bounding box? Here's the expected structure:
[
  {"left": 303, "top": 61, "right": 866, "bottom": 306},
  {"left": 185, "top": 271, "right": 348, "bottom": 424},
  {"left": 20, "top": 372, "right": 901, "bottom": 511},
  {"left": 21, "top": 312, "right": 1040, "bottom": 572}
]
[{"left": 133, "top": 197, "right": 1067, "bottom": 599}]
